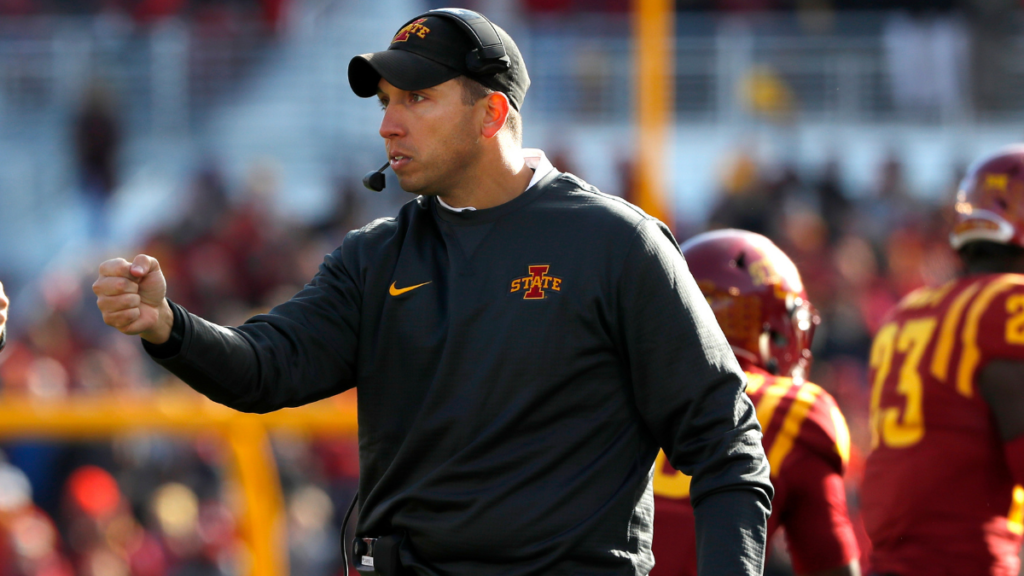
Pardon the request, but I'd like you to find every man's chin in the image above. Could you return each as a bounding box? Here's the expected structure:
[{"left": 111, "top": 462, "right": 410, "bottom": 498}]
[{"left": 396, "top": 175, "right": 439, "bottom": 196}]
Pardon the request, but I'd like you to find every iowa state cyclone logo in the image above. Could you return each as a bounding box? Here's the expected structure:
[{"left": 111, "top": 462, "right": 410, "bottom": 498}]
[
  {"left": 392, "top": 19, "right": 430, "bottom": 43},
  {"left": 510, "top": 265, "right": 562, "bottom": 300}
]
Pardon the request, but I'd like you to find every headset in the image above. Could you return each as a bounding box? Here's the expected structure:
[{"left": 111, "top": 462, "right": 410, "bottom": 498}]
[
  {"left": 364, "top": 8, "right": 510, "bottom": 192},
  {"left": 405, "top": 8, "right": 510, "bottom": 76}
]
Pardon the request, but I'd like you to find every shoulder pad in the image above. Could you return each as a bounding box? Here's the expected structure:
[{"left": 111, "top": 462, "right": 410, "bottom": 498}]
[
  {"left": 896, "top": 280, "right": 957, "bottom": 312},
  {"left": 951, "top": 275, "right": 1024, "bottom": 395},
  {"left": 746, "top": 374, "right": 850, "bottom": 477},
  {"left": 973, "top": 274, "right": 1024, "bottom": 360}
]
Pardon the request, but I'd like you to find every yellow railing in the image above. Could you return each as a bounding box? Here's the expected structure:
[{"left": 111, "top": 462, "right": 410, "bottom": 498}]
[{"left": 0, "top": 389, "right": 359, "bottom": 576}]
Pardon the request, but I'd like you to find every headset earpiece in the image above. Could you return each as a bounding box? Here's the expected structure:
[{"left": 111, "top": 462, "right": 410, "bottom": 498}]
[
  {"left": 466, "top": 50, "right": 510, "bottom": 75},
  {"left": 420, "top": 8, "right": 509, "bottom": 77}
]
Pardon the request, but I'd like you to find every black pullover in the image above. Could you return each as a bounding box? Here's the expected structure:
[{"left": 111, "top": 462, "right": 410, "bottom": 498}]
[{"left": 146, "top": 170, "right": 773, "bottom": 576}]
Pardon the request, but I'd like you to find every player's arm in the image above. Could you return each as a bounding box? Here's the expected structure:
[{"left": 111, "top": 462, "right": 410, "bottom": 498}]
[
  {"left": 618, "top": 219, "right": 772, "bottom": 576},
  {"left": 979, "top": 360, "right": 1024, "bottom": 484},
  {"left": 94, "top": 244, "right": 362, "bottom": 413},
  {"left": 980, "top": 360, "right": 1024, "bottom": 441},
  {"left": 780, "top": 450, "right": 861, "bottom": 576},
  {"left": 977, "top": 286, "right": 1024, "bottom": 479}
]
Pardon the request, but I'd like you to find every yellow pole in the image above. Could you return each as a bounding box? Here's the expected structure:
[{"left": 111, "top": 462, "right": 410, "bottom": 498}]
[
  {"left": 633, "top": 0, "right": 674, "bottom": 229},
  {"left": 227, "top": 421, "right": 288, "bottom": 576},
  {"left": 0, "top": 392, "right": 358, "bottom": 438}
]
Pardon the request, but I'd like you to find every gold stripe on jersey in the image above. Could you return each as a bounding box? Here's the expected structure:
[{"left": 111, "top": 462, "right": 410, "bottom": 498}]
[
  {"left": 1007, "top": 295, "right": 1024, "bottom": 344},
  {"left": 869, "top": 323, "right": 899, "bottom": 449},
  {"left": 900, "top": 281, "right": 956, "bottom": 310},
  {"left": 755, "top": 377, "right": 795, "bottom": 434},
  {"left": 958, "top": 276, "right": 1024, "bottom": 397},
  {"left": 652, "top": 450, "right": 691, "bottom": 499},
  {"left": 830, "top": 404, "right": 851, "bottom": 467},
  {"left": 931, "top": 281, "right": 982, "bottom": 383},
  {"left": 745, "top": 372, "right": 766, "bottom": 395},
  {"left": 766, "top": 384, "right": 823, "bottom": 478}
]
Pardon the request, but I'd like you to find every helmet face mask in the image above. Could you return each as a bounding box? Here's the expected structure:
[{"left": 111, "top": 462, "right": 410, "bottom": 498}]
[
  {"left": 764, "top": 295, "right": 818, "bottom": 381},
  {"left": 952, "top": 145, "right": 1024, "bottom": 251},
  {"left": 682, "top": 229, "right": 819, "bottom": 381}
]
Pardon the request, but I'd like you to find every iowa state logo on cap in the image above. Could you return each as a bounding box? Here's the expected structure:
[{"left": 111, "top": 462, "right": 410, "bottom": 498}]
[{"left": 393, "top": 19, "right": 430, "bottom": 43}]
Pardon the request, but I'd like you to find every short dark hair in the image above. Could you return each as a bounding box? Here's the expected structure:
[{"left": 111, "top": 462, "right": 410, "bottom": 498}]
[{"left": 457, "top": 76, "right": 522, "bottom": 145}]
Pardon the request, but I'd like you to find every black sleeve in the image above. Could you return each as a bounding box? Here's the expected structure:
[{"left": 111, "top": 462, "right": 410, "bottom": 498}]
[
  {"left": 142, "top": 240, "right": 363, "bottom": 413},
  {"left": 618, "top": 219, "right": 772, "bottom": 576},
  {"left": 0, "top": 326, "right": 5, "bottom": 352},
  {"left": 693, "top": 490, "right": 770, "bottom": 576},
  {"left": 143, "top": 300, "right": 186, "bottom": 359}
]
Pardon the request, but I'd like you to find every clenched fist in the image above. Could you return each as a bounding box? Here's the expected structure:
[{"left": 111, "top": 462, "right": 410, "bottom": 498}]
[{"left": 93, "top": 254, "right": 174, "bottom": 344}]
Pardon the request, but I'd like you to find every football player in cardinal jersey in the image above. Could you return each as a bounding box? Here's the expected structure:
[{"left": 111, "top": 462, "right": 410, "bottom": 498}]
[
  {"left": 650, "top": 229, "right": 861, "bottom": 576},
  {"left": 861, "top": 146, "right": 1024, "bottom": 576}
]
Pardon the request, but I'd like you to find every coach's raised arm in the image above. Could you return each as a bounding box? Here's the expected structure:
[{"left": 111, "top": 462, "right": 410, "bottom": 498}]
[{"left": 93, "top": 251, "right": 356, "bottom": 411}]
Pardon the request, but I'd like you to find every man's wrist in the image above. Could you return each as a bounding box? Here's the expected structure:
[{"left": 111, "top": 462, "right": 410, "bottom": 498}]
[
  {"left": 142, "top": 299, "right": 186, "bottom": 360},
  {"left": 141, "top": 299, "right": 174, "bottom": 345}
]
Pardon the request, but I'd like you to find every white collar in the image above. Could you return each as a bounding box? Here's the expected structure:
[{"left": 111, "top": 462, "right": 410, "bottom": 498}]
[
  {"left": 523, "top": 148, "right": 556, "bottom": 190},
  {"left": 438, "top": 149, "right": 555, "bottom": 213}
]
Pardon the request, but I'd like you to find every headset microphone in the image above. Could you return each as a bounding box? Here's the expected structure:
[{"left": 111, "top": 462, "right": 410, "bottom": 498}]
[{"left": 362, "top": 161, "right": 391, "bottom": 192}]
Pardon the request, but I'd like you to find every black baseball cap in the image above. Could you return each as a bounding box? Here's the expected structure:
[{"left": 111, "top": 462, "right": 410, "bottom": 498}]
[{"left": 348, "top": 10, "right": 530, "bottom": 111}]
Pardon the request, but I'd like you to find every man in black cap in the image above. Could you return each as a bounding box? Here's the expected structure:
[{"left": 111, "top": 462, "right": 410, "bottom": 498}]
[
  {"left": 93, "top": 9, "right": 772, "bottom": 576},
  {"left": 347, "top": 7, "right": 532, "bottom": 205}
]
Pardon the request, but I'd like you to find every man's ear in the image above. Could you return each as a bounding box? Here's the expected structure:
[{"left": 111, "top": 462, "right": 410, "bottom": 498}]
[{"left": 480, "top": 92, "right": 510, "bottom": 139}]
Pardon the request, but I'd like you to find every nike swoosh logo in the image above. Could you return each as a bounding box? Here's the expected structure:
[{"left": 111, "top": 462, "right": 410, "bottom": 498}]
[{"left": 389, "top": 281, "right": 431, "bottom": 296}]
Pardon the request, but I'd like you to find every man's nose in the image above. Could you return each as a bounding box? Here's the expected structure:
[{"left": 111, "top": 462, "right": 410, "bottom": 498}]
[{"left": 379, "top": 106, "right": 406, "bottom": 140}]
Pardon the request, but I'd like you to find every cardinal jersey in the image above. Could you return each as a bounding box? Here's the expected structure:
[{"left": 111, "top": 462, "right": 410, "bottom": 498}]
[
  {"left": 651, "top": 368, "right": 858, "bottom": 576},
  {"left": 861, "top": 273, "right": 1024, "bottom": 576}
]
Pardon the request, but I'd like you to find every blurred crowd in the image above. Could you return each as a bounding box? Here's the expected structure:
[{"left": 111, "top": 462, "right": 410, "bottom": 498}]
[
  {"left": 520, "top": 0, "right": 986, "bottom": 15},
  {"left": 0, "top": 0, "right": 987, "bottom": 16},
  {"left": 0, "top": 0, "right": 287, "bottom": 32},
  {"left": 522, "top": 0, "right": 967, "bottom": 12},
  {"left": 0, "top": 430, "right": 359, "bottom": 576}
]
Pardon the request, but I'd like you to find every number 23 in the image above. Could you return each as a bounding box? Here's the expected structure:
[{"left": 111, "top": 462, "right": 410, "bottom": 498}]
[{"left": 869, "top": 318, "right": 937, "bottom": 449}]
